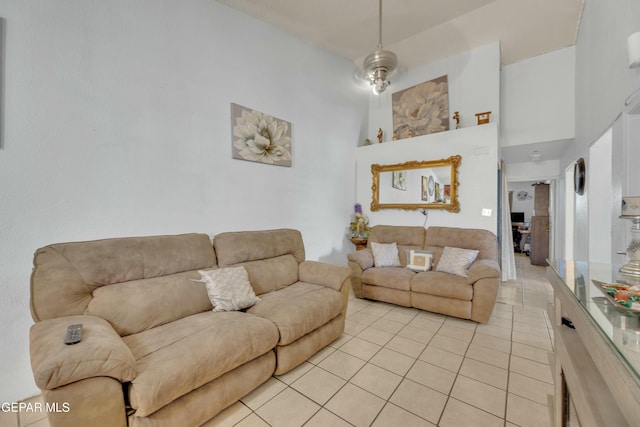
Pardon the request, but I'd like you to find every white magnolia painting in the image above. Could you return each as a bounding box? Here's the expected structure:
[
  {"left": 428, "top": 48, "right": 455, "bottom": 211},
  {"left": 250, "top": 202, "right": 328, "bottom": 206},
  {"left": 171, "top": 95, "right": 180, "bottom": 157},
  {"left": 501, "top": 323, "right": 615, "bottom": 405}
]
[
  {"left": 392, "top": 75, "right": 449, "bottom": 139},
  {"left": 231, "top": 103, "right": 292, "bottom": 167}
]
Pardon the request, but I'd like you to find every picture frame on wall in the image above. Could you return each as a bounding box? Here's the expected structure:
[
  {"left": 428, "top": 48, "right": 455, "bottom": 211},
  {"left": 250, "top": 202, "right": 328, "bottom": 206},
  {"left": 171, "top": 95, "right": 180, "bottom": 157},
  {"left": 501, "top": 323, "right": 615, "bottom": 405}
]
[
  {"left": 392, "top": 75, "right": 449, "bottom": 140},
  {"left": 392, "top": 170, "right": 407, "bottom": 190},
  {"left": 230, "top": 103, "right": 292, "bottom": 167},
  {"left": 421, "top": 176, "right": 428, "bottom": 201}
]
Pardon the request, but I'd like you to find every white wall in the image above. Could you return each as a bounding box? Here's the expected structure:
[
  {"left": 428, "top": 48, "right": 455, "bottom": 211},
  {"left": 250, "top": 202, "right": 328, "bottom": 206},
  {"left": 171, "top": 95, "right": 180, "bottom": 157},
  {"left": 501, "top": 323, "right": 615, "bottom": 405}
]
[
  {"left": 559, "top": 0, "right": 640, "bottom": 261},
  {"left": 588, "top": 128, "right": 613, "bottom": 263},
  {"left": 356, "top": 43, "right": 500, "bottom": 234},
  {"left": 0, "top": 0, "right": 367, "bottom": 402},
  {"left": 500, "top": 47, "right": 575, "bottom": 259},
  {"left": 356, "top": 124, "right": 498, "bottom": 233},
  {"left": 367, "top": 42, "right": 501, "bottom": 145},
  {"left": 504, "top": 160, "right": 560, "bottom": 183},
  {"left": 501, "top": 47, "right": 575, "bottom": 147}
]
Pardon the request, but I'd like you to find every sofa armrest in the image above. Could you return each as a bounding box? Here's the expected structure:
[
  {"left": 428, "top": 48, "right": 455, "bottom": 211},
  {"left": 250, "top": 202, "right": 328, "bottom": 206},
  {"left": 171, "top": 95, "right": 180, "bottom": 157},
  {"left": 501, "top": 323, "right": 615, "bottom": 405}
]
[
  {"left": 30, "top": 315, "right": 136, "bottom": 390},
  {"left": 467, "top": 259, "right": 501, "bottom": 285},
  {"left": 299, "top": 261, "right": 350, "bottom": 292},
  {"left": 346, "top": 249, "right": 374, "bottom": 271}
]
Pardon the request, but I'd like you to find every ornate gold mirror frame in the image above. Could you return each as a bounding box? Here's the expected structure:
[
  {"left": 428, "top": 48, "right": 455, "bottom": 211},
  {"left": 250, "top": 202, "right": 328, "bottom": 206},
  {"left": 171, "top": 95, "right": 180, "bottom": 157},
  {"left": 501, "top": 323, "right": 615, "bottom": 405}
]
[{"left": 371, "top": 155, "right": 461, "bottom": 212}]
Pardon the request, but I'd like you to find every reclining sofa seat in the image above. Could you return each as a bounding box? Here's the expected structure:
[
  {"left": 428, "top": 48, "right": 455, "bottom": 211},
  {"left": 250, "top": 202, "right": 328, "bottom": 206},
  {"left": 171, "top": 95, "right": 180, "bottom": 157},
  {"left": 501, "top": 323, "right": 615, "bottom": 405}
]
[
  {"left": 29, "top": 229, "right": 350, "bottom": 427},
  {"left": 348, "top": 225, "right": 500, "bottom": 323},
  {"left": 212, "top": 229, "right": 350, "bottom": 375}
]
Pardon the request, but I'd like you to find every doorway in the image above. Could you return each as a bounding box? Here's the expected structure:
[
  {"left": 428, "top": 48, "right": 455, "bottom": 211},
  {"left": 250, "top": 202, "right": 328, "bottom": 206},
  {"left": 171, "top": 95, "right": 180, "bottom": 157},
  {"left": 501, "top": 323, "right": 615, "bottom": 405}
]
[{"left": 507, "top": 179, "right": 556, "bottom": 263}]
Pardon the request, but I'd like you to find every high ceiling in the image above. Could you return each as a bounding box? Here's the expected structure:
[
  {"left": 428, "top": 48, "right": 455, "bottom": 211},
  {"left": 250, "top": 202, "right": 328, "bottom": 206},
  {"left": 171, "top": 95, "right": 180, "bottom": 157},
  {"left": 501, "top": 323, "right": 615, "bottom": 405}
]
[
  {"left": 216, "top": 0, "right": 585, "bottom": 167},
  {"left": 216, "top": 0, "right": 584, "bottom": 71}
]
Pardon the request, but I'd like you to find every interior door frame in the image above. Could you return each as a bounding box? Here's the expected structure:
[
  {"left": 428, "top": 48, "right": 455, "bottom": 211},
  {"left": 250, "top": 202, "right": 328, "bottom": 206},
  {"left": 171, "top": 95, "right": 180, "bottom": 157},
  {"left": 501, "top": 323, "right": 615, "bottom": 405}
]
[
  {"left": 564, "top": 163, "right": 576, "bottom": 260},
  {"left": 505, "top": 178, "right": 557, "bottom": 260},
  {"left": 588, "top": 127, "right": 613, "bottom": 263}
]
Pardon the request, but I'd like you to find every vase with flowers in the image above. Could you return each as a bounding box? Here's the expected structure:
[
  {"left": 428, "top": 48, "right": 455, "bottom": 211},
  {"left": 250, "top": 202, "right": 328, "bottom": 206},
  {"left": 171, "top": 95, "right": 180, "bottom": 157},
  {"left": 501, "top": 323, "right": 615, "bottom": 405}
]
[{"left": 348, "top": 204, "right": 370, "bottom": 249}]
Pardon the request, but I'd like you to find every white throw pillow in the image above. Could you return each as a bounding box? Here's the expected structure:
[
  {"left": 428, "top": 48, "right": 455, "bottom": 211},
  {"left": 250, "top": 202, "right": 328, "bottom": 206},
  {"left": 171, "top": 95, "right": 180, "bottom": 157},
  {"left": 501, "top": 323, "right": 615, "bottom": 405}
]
[
  {"left": 370, "top": 242, "right": 402, "bottom": 267},
  {"left": 435, "top": 247, "right": 479, "bottom": 277},
  {"left": 406, "top": 249, "right": 434, "bottom": 272},
  {"left": 197, "top": 267, "right": 261, "bottom": 312}
]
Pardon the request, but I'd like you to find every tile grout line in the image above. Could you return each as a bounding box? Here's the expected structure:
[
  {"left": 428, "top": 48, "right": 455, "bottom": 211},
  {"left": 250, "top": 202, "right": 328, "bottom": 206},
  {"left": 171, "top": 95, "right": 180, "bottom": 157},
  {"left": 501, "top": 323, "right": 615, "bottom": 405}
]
[
  {"left": 368, "top": 312, "right": 446, "bottom": 426},
  {"left": 434, "top": 320, "right": 475, "bottom": 427},
  {"left": 503, "top": 304, "right": 515, "bottom": 427}
]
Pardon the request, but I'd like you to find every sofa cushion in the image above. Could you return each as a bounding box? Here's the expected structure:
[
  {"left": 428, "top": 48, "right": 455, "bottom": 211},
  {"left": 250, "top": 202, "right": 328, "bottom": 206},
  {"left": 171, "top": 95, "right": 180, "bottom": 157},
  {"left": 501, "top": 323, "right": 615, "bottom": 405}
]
[
  {"left": 370, "top": 242, "right": 401, "bottom": 267},
  {"left": 31, "top": 233, "right": 217, "bottom": 322},
  {"left": 197, "top": 267, "right": 261, "bottom": 312},
  {"left": 406, "top": 250, "right": 434, "bottom": 272},
  {"left": 30, "top": 315, "right": 136, "bottom": 390},
  {"left": 369, "top": 225, "right": 426, "bottom": 266},
  {"left": 435, "top": 247, "right": 479, "bottom": 277},
  {"left": 299, "top": 261, "right": 350, "bottom": 292},
  {"left": 236, "top": 254, "right": 300, "bottom": 295},
  {"left": 123, "top": 311, "right": 279, "bottom": 417},
  {"left": 214, "top": 229, "right": 305, "bottom": 266},
  {"left": 86, "top": 271, "right": 213, "bottom": 336},
  {"left": 246, "top": 282, "right": 344, "bottom": 346},
  {"left": 424, "top": 226, "right": 497, "bottom": 261},
  {"left": 411, "top": 272, "right": 473, "bottom": 300},
  {"left": 347, "top": 249, "right": 374, "bottom": 270},
  {"left": 369, "top": 225, "right": 426, "bottom": 246},
  {"left": 362, "top": 267, "right": 414, "bottom": 291},
  {"left": 467, "top": 259, "right": 501, "bottom": 284}
]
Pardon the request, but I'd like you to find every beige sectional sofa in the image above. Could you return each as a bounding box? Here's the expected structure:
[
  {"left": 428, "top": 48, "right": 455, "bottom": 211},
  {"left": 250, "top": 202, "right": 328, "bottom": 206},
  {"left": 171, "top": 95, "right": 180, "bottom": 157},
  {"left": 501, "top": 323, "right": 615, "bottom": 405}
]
[
  {"left": 29, "top": 229, "right": 350, "bottom": 427},
  {"left": 348, "top": 225, "right": 500, "bottom": 323}
]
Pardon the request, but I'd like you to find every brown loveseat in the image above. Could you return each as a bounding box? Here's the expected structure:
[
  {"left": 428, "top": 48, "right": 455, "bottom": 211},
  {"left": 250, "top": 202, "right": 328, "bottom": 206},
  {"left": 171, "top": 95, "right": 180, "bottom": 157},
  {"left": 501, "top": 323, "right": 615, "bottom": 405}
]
[
  {"left": 348, "top": 225, "right": 500, "bottom": 323},
  {"left": 29, "top": 229, "right": 350, "bottom": 427}
]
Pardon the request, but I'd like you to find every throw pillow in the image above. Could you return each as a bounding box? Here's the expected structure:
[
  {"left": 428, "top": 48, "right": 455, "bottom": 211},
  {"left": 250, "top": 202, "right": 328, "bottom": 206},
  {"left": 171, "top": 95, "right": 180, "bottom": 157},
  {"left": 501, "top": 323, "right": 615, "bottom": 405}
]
[
  {"left": 370, "top": 242, "right": 402, "bottom": 267},
  {"left": 435, "top": 247, "right": 479, "bottom": 277},
  {"left": 405, "top": 249, "right": 434, "bottom": 272},
  {"left": 197, "top": 267, "right": 261, "bottom": 312}
]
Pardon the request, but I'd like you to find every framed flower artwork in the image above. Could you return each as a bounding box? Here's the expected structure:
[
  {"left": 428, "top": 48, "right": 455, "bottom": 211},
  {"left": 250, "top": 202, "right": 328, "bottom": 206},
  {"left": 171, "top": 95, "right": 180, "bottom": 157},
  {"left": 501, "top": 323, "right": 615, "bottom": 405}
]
[
  {"left": 231, "top": 103, "right": 292, "bottom": 167},
  {"left": 392, "top": 75, "right": 449, "bottom": 140}
]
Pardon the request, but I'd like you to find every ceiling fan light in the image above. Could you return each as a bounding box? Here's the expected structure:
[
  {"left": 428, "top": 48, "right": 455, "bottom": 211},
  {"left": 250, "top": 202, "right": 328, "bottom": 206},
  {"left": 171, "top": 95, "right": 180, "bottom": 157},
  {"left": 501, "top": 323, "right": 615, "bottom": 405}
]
[
  {"left": 362, "top": 0, "right": 398, "bottom": 95},
  {"left": 363, "top": 49, "right": 397, "bottom": 95},
  {"left": 372, "top": 79, "right": 389, "bottom": 94}
]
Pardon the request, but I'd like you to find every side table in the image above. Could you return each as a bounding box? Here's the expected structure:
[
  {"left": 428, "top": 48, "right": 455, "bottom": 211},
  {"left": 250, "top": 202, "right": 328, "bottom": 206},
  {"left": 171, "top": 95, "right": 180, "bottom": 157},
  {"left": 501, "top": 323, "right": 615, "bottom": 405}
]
[{"left": 350, "top": 238, "right": 368, "bottom": 251}]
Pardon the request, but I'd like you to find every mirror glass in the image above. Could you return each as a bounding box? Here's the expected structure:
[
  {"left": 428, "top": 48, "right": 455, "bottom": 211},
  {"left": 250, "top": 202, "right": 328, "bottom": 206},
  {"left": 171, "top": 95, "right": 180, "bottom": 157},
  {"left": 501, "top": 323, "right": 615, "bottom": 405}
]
[{"left": 371, "top": 155, "right": 461, "bottom": 212}]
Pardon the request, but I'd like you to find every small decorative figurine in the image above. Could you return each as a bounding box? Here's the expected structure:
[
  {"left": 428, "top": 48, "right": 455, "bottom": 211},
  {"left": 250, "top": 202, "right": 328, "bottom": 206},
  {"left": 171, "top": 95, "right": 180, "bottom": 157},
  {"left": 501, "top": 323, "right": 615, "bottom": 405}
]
[
  {"left": 364, "top": 138, "right": 372, "bottom": 146},
  {"left": 453, "top": 111, "right": 460, "bottom": 129},
  {"left": 475, "top": 111, "right": 491, "bottom": 125},
  {"left": 377, "top": 128, "right": 383, "bottom": 143},
  {"left": 393, "top": 131, "right": 398, "bottom": 141},
  {"left": 407, "top": 129, "right": 414, "bottom": 138}
]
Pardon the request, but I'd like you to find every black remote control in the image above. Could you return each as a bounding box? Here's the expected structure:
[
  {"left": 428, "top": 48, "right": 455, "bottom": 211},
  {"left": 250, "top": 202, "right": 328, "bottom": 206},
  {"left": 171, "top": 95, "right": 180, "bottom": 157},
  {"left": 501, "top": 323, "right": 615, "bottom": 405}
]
[{"left": 64, "top": 324, "right": 83, "bottom": 345}]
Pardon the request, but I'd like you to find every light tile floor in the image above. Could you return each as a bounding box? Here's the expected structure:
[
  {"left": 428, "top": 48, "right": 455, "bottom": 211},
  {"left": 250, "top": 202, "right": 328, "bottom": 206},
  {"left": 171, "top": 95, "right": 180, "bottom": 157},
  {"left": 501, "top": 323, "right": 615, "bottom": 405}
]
[{"left": 5, "top": 254, "right": 554, "bottom": 427}]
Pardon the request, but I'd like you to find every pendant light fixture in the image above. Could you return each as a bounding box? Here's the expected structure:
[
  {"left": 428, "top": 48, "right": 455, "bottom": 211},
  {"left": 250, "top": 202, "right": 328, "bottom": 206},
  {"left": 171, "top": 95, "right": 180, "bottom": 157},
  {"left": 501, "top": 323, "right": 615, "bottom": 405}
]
[{"left": 363, "top": 0, "right": 398, "bottom": 94}]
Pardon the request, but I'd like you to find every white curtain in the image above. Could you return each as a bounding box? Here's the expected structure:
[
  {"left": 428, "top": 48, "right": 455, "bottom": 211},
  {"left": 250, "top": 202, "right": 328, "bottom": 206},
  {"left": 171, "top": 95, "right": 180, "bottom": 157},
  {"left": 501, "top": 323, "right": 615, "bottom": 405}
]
[{"left": 500, "top": 160, "right": 517, "bottom": 281}]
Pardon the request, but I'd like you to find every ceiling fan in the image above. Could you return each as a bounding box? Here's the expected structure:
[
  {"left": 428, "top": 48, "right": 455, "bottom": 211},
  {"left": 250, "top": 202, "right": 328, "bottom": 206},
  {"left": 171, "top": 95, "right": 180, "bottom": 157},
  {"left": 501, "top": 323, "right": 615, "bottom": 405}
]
[{"left": 357, "top": 0, "right": 399, "bottom": 95}]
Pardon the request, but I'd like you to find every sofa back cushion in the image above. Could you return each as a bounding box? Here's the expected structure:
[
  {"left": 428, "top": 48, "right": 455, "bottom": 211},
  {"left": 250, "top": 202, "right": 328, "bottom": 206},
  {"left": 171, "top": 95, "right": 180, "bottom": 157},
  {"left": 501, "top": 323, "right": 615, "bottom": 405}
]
[
  {"left": 424, "top": 226, "right": 497, "bottom": 268},
  {"left": 213, "top": 229, "right": 304, "bottom": 295},
  {"left": 86, "top": 271, "right": 213, "bottom": 336},
  {"left": 31, "top": 234, "right": 217, "bottom": 333},
  {"left": 369, "top": 225, "right": 426, "bottom": 266}
]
